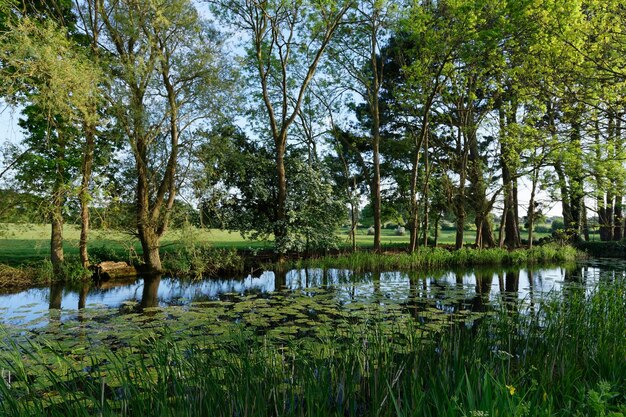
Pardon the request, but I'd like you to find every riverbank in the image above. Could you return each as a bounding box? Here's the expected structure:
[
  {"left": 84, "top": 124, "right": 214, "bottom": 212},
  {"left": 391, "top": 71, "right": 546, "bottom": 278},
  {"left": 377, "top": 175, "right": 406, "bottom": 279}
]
[
  {"left": 289, "top": 244, "right": 582, "bottom": 271},
  {"left": 0, "top": 243, "right": 584, "bottom": 291}
]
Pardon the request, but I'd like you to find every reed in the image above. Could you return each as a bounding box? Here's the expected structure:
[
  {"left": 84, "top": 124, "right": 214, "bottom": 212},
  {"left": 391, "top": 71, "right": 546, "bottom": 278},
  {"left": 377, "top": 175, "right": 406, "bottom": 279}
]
[{"left": 292, "top": 244, "right": 582, "bottom": 272}]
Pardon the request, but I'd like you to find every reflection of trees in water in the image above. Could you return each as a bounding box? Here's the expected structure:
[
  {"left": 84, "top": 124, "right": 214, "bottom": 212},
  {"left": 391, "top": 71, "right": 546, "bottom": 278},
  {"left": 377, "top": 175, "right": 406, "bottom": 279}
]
[
  {"left": 274, "top": 268, "right": 287, "bottom": 290},
  {"left": 564, "top": 264, "right": 583, "bottom": 283},
  {"left": 406, "top": 271, "right": 429, "bottom": 320},
  {"left": 505, "top": 271, "right": 519, "bottom": 293},
  {"left": 48, "top": 282, "right": 63, "bottom": 310},
  {"left": 78, "top": 283, "right": 89, "bottom": 310},
  {"left": 470, "top": 270, "right": 493, "bottom": 313},
  {"left": 48, "top": 281, "right": 91, "bottom": 322},
  {"left": 503, "top": 270, "right": 520, "bottom": 311},
  {"left": 141, "top": 275, "right": 162, "bottom": 309}
]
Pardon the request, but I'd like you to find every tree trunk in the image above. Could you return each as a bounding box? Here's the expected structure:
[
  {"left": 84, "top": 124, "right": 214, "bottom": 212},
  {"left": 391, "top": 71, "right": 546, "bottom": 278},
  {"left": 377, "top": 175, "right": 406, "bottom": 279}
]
[
  {"left": 499, "top": 102, "right": 520, "bottom": 248},
  {"left": 582, "top": 203, "right": 590, "bottom": 242},
  {"left": 369, "top": 14, "right": 383, "bottom": 253},
  {"left": 475, "top": 214, "right": 496, "bottom": 248},
  {"left": 50, "top": 174, "right": 65, "bottom": 274},
  {"left": 455, "top": 214, "right": 465, "bottom": 249},
  {"left": 139, "top": 229, "right": 162, "bottom": 273},
  {"left": 498, "top": 202, "right": 507, "bottom": 248},
  {"left": 614, "top": 196, "right": 623, "bottom": 240},
  {"left": 468, "top": 124, "right": 495, "bottom": 248},
  {"left": 372, "top": 141, "right": 382, "bottom": 252},
  {"left": 274, "top": 134, "right": 288, "bottom": 260},
  {"left": 79, "top": 125, "right": 95, "bottom": 268},
  {"left": 408, "top": 147, "right": 420, "bottom": 253},
  {"left": 433, "top": 215, "right": 440, "bottom": 247},
  {"left": 527, "top": 164, "right": 539, "bottom": 249},
  {"left": 50, "top": 208, "right": 64, "bottom": 273},
  {"left": 554, "top": 161, "right": 572, "bottom": 231},
  {"left": 614, "top": 114, "right": 623, "bottom": 240},
  {"left": 351, "top": 202, "right": 357, "bottom": 252},
  {"left": 422, "top": 133, "right": 430, "bottom": 248},
  {"left": 455, "top": 128, "right": 468, "bottom": 250},
  {"left": 567, "top": 115, "right": 585, "bottom": 241}
]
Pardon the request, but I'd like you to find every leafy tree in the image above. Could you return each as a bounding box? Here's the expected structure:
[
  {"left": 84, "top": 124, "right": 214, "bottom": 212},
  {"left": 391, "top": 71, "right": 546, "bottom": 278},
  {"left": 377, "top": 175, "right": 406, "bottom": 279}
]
[
  {"left": 211, "top": 0, "right": 351, "bottom": 257},
  {"left": 0, "top": 15, "right": 101, "bottom": 272},
  {"left": 97, "top": 0, "right": 226, "bottom": 272},
  {"left": 327, "top": 0, "right": 396, "bottom": 252},
  {"left": 195, "top": 124, "right": 346, "bottom": 252}
]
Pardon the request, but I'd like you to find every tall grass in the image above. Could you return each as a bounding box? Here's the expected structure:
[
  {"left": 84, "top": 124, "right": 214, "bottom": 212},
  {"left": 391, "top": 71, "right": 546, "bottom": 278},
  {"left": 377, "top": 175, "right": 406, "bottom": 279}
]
[
  {"left": 1, "top": 274, "right": 623, "bottom": 416},
  {"left": 291, "top": 244, "right": 582, "bottom": 272}
]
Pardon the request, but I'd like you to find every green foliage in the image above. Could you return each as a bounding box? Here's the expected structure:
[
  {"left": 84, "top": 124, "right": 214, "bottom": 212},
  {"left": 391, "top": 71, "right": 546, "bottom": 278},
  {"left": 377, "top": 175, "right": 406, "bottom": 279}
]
[
  {"left": 88, "top": 245, "right": 130, "bottom": 264},
  {"left": 551, "top": 219, "right": 565, "bottom": 233},
  {"left": 32, "top": 256, "right": 88, "bottom": 283},
  {"left": 198, "top": 125, "right": 346, "bottom": 254},
  {"left": 163, "top": 245, "right": 243, "bottom": 277}
]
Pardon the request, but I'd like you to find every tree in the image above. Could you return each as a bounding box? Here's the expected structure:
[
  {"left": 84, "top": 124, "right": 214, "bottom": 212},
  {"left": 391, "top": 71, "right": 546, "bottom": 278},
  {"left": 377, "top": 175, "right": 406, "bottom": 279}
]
[
  {"left": 194, "top": 124, "right": 346, "bottom": 252},
  {"left": 0, "top": 14, "right": 101, "bottom": 272},
  {"left": 327, "top": 0, "right": 395, "bottom": 252},
  {"left": 98, "top": 0, "right": 226, "bottom": 272},
  {"left": 380, "top": 1, "right": 459, "bottom": 252},
  {"left": 211, "top": 0, "right": 351, "bottom": 258}
]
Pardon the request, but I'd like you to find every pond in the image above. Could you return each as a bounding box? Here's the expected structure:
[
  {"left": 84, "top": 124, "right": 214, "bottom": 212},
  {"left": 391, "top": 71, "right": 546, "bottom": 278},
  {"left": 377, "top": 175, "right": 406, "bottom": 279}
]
[
  {"left": 0, "top": 259, "right": 624, "bottom": 416},
  {"left": 0, "top": 258, "right": 621, "bottom": 330}
]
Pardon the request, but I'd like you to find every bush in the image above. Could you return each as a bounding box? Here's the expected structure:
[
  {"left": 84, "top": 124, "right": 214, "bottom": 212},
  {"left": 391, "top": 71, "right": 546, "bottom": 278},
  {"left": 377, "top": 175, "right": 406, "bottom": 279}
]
[
  {"left": 534, "top": 224, "right": 551, "bottom": 233},
  {"left": 367, "top": 226, "right": 375, "bottom": 235},
  {"left": 551, "top": 219, "right": 565, "bottom": 232},
  {"left": 89, "top": 245, "right": 130, "bottom": 264},
  {"left": 163, "top": 245, "right": 243, "bottom": 277},
  {"left": 395, "top": 226, "right": 405, "bottom": 236}
]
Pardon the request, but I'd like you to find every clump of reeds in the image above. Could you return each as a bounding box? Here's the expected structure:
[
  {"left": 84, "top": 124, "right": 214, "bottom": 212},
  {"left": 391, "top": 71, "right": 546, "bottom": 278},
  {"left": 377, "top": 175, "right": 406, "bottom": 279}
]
[{"left": 291, "top": 244, "right": 582, "bottom": 272}]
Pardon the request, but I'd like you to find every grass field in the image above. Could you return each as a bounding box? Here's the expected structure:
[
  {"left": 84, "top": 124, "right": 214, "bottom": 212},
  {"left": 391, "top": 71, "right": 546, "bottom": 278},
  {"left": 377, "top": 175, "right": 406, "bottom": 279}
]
[{"left": 0, "top": 223, "right": 549, "bottom": 266}]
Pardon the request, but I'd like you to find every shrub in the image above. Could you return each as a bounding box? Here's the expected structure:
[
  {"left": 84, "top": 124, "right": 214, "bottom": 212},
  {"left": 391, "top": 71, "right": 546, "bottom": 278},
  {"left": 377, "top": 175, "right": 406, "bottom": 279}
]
[{"left": 163, "top": 245, "right": 243, "bottom": 277}]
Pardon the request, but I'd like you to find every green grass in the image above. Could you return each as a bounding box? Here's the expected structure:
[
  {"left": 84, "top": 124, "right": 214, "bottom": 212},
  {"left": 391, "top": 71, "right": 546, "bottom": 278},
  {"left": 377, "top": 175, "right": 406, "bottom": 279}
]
[
  {"left": 0, "top": 223, "right": 271, "bottom": 265},
  {"left": 0, "top": 223, "right": 552, "bottom": 266},
  {"left": 0, "top": 275, "right": 623, "bottom": 416}
]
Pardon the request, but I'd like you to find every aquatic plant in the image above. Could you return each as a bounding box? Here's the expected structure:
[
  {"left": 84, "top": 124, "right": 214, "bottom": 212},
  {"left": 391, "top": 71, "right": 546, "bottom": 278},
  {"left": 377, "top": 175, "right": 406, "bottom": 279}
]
[
  {"left": 292, "top": 244, "right": 582, "bottom": 272},
  {"left": 0, "top": 273, "right": 623, "bottom": 416}
]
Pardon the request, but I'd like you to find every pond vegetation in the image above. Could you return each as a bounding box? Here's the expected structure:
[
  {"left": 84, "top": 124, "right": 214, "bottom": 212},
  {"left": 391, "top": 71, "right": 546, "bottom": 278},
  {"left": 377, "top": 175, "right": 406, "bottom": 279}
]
[{"left": 0, "top": 260, "right": 624, "bottom": 416}]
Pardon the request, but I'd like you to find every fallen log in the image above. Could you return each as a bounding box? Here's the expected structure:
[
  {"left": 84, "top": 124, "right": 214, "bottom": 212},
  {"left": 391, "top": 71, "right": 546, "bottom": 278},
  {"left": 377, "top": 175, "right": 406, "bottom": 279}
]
[{"left": 91, "top": 261, "right": 139, "bottom": 280}]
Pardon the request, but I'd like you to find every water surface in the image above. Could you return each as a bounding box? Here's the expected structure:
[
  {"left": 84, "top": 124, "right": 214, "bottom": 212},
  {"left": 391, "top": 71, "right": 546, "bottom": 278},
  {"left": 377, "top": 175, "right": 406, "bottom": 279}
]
[{"left": 0, "top": 259, "right": 621, "bottom": 330}]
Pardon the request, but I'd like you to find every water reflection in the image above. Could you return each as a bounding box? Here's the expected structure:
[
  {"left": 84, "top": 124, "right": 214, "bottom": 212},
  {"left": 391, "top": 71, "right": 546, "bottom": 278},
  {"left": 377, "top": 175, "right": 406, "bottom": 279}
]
[
  {"left": 140, "top": 275, "right": 161, "bottom": 309},
  {"left": 0, "top": 260, "right": 622, "bottom": 327}
]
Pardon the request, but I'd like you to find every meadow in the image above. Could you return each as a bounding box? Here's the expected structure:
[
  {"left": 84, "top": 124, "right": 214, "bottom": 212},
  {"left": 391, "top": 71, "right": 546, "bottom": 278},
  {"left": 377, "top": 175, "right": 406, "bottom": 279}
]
[{"left": 0, "top": 223, "right": 550, "bottom": 266}]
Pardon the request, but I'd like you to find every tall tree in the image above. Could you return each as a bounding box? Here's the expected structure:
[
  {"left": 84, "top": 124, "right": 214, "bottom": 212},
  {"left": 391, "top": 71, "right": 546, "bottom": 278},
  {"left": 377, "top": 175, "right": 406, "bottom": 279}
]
[
  {"left": 98, "top": 0, "right": 225, "bottom": 272},
  {"left": 0, "top": 15, "right": 101, "bottom": 273},
  {"left": 328, "top": 0, "right": 395, "bottom": 252},
  {"left": 212, "top": 0, "right": 351, "bottom": 258}
]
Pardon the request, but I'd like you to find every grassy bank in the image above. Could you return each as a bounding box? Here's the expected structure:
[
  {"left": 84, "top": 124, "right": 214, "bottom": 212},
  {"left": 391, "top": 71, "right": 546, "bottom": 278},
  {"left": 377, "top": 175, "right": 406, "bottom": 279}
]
[
  {"left": 0, "top": 222, "right": 573, "bottom": 288},
  {"left": 0, "top": 223, "right": 552, "bottom": 266},
  {"left": 0, "top": 274, "right": 623, "bottom": 416}
]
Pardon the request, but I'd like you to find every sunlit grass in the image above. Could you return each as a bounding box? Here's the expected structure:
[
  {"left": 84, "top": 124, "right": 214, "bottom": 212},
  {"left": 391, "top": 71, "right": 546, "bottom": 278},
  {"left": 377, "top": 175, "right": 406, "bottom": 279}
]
[{"left": 0, "top": 223, "right": 552, "bottom": 266}]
